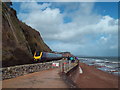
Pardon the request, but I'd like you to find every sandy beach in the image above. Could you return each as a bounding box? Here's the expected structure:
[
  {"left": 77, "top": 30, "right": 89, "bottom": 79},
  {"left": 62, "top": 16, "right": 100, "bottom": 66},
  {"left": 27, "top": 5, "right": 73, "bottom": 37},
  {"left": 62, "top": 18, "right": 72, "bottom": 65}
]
[{"left": 68, "top": 62, "right": 119, "bottom": 88}]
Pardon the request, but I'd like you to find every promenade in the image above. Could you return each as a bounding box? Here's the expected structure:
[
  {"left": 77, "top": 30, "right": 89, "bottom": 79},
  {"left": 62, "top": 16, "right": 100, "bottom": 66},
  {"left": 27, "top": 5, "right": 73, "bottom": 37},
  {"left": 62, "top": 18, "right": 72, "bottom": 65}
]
[{"left": 2, "top": 68, "right": 69, "bottom": 88}]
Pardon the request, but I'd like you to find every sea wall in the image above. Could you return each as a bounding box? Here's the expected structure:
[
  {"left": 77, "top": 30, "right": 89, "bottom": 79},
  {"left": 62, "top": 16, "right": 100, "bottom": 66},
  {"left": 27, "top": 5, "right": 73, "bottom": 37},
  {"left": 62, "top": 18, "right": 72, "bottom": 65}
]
[
  {"left": 2, "top": 60, "right": 64, "bottom": 80},
  {"left": 60, "top": 62, "right": 79, "bottom": 88},
  {"left": 66, "top": 64, "right": 79, "bottom": 76},
  {"left": 64, "top": 62, "right": 118, "bottom": 88},
  {"left": 60, "top": 60, "right": 79, "bottom": 74}
]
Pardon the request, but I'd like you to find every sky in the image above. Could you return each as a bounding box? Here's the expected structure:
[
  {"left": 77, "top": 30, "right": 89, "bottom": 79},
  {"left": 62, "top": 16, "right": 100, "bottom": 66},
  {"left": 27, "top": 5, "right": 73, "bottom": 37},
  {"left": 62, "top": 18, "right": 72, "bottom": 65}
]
[{"left": 12, "top": 2, "right": 118, "bottom": 56}]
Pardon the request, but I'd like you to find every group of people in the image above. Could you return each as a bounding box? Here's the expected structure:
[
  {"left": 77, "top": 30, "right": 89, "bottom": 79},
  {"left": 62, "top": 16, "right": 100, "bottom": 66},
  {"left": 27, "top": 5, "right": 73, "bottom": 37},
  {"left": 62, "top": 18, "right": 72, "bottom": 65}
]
[
  {"left": 67, "top": 56, "right": 78, "bottom": 63},
  {"left": 62, "top": 56, "right": 79, "bottom": 63}
]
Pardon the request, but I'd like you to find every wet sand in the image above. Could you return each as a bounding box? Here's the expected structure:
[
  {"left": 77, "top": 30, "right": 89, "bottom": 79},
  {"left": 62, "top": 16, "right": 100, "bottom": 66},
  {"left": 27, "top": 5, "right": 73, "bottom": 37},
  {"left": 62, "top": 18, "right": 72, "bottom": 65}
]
[
  {"left": 68, "top": 62, "right": 119, "bottom": 88},
  {"left": 2, "top": 68, "right": 69, "bottom": 88}
]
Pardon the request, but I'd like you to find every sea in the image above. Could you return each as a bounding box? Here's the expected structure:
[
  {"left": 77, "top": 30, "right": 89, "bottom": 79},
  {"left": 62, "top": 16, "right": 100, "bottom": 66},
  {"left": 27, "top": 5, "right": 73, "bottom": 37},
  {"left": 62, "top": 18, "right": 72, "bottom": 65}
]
[{"left": 78, "top": 57, "right": 120, "bottom": 76}]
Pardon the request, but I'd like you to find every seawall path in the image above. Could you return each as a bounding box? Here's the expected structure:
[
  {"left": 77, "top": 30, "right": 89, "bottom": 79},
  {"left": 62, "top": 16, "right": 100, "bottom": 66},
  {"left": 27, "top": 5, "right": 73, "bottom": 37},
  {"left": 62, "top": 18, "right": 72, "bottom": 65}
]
[{"left": 2, "top": 68, "right": 69, "bottom": 88}]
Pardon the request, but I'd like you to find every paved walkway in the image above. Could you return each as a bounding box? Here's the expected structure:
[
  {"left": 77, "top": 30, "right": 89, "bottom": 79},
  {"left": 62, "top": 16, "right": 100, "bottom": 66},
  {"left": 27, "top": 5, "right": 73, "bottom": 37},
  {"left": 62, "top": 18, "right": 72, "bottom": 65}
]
[{"left": 2, "top": 68, "right": 69, "bottom": 88}]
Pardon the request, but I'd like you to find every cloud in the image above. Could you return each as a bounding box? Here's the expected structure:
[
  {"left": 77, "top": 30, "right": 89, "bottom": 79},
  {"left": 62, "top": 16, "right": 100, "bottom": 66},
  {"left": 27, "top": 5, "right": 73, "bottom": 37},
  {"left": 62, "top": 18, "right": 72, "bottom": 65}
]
[
  {"left": 11, "top": 0, "right": 119, "bottom": 2},
  {"left": 20, "top": 2, "right": 51, "bottom": 12},
  {"left": 17, "top": 2, "right": 118, "bottom": 56},
  {"left": 99, "top": 36, "right": 108, "bottom": 44}
]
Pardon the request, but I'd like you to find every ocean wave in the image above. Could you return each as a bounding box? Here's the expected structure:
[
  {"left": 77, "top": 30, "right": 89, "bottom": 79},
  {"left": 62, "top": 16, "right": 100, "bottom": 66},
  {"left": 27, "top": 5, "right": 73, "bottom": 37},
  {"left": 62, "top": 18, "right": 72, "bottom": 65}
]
[{"left": 78, "top": 57, "right": 119, "bottom": 76}]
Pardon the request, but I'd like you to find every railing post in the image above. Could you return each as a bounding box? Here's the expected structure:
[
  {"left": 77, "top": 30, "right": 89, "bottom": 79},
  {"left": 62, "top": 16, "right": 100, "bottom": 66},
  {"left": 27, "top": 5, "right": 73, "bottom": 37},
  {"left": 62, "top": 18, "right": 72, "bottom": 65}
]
[
  {"left": 63, "top": 63, "right": 64, "bottom": 72},
  {"left": 69, "top": 60, "right": 71, "bottom": 70}
]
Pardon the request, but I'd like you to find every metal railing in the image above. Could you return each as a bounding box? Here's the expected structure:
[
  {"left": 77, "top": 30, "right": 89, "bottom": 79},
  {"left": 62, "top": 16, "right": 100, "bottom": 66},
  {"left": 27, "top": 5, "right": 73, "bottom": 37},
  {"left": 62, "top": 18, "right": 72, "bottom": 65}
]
[{"left": 60, "top": 60, "right": 79, "bottom": 73}]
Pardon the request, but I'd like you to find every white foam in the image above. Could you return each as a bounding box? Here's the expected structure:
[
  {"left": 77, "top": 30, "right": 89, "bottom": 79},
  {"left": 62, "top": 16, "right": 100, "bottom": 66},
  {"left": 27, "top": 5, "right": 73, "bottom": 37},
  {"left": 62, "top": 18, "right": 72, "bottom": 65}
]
[
  {"left": 111, "top": 61, "right": 119, "bottom": 64},
  {"left": 95, "top": 63, "right": 105, "bottom": 66},
  {"left": 79, "top": 66, "right": 83, "bottom": 74}
]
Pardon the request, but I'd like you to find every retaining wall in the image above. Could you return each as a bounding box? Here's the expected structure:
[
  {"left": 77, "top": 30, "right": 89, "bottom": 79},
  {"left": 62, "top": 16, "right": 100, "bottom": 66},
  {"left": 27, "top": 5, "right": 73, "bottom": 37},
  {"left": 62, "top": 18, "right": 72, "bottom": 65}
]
[
  {"left": 60, "top": 63, "right": 79, "bottom": 88},
  {"left": 1, "top": 60, "right": 64, "bottom": 80}
]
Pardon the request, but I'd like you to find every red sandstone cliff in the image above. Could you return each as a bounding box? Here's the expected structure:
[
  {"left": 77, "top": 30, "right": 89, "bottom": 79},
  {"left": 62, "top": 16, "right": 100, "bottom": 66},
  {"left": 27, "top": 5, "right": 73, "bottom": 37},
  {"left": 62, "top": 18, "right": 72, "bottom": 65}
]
[{"left": 2, "top": 2, "right": 51, "bottom": 67}]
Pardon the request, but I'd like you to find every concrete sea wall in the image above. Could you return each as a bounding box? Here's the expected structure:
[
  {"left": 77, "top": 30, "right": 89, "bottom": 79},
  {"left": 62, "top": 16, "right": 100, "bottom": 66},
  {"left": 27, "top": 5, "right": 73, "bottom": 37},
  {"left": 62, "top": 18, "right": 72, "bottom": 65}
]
[{"left": 60, "top": 62, "right": 79, "bottom": 88}]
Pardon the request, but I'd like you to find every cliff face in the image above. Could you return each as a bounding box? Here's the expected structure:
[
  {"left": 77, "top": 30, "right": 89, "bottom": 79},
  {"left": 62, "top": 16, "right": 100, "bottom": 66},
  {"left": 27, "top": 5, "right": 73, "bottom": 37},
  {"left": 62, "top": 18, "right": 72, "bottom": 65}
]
[
  {"left": 2, "top": 2, "right": 51, "bottom": 67},
  {"left": 19, "top": 21, "right": 51, "bottom": 55}
]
